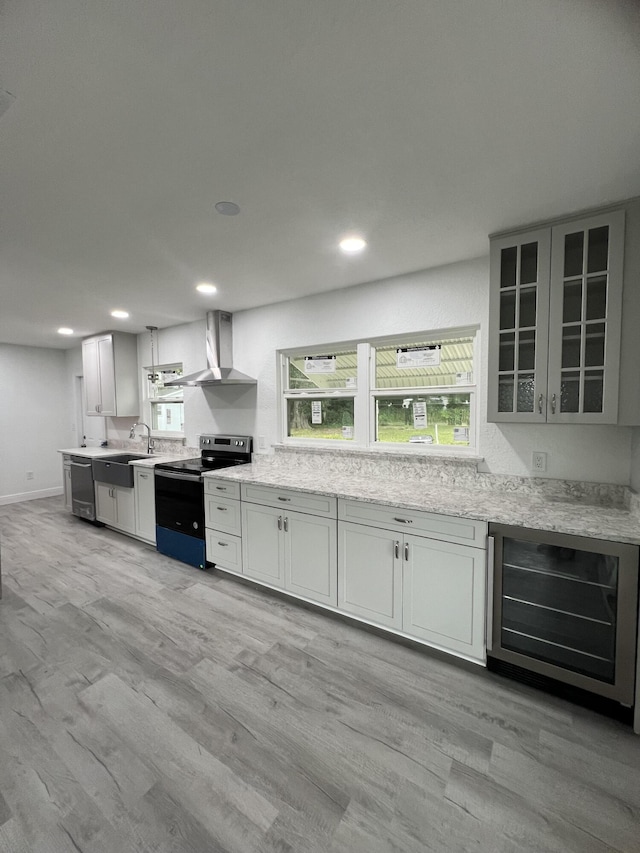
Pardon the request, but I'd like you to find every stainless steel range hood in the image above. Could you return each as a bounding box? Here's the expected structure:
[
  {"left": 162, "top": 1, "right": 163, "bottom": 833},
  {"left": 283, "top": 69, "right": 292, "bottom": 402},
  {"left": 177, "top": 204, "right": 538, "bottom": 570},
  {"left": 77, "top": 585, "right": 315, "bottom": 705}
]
[{"left": 165, "top": 311, "right": 256, "bottom": 387}]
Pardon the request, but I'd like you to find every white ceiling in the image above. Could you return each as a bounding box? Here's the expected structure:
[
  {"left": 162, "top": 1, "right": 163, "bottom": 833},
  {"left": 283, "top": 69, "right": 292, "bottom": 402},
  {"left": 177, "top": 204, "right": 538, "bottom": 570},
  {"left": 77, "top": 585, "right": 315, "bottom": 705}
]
[{"left": 1, "top": 0, "right": 639, "bottom": 349}]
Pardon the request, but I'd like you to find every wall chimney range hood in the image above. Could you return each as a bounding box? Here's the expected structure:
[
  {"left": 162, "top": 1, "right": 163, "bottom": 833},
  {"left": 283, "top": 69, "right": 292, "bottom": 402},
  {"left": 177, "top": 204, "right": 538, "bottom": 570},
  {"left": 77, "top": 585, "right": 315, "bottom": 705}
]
[{"left": 165, "top": 311, "right": 256, "bottom": 387}]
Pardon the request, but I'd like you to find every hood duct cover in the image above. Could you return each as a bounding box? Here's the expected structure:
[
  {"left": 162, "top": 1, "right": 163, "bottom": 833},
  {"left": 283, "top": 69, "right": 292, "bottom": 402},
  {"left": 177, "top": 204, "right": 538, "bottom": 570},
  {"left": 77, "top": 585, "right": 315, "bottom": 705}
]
[{"left": 165, "top": 311, "right": 256, "bottom": 387}]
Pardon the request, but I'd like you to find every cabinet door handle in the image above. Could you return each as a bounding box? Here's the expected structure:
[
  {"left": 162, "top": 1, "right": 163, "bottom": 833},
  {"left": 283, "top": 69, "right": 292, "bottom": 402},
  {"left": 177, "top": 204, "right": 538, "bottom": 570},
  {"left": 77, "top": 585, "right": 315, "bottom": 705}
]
[
  {"left": 215, "top": 486, "right": 227, "bottom": 491},
  {"left": 538, "top": 394, "right": 543, "bottom": 414},
  {"left": 140, "top": 473, "right": 148, "bottom": 479},
  {"left": 277, "top": 496, "right": 291, "bottom": 502},
  {"left": 394, "top": 517, "right": 412, "bottom": 524},
  {"left": 283, "top": 517, "right": 288, "bottom": 532},
  {"left": 277, "top": 515, "right": 282, "bottom": 530},
  {"left": 216, "top": 506, "right": 228, "bottom": 512},
  {"left": 217, "top": 541, "right": 229, "bottom": 547},
  {"left": 404, "top": 542, "right": 409, "bottom": 561},
  {"left": 551, "top": 393, "right": 556, "bottom": 414},
  {"left": 394, "top": 540, "right": 400, "bottom": 559}
]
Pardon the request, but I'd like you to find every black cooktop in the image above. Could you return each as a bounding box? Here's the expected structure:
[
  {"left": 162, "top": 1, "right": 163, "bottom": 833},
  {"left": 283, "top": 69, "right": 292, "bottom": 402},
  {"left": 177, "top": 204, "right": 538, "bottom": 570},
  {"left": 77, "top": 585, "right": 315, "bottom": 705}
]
[
  {"left": 154, "top": 434, "right": 253, "bottom": 477},
  {"left": 155, "top": 457, "right": 249, "bottom": 475}
]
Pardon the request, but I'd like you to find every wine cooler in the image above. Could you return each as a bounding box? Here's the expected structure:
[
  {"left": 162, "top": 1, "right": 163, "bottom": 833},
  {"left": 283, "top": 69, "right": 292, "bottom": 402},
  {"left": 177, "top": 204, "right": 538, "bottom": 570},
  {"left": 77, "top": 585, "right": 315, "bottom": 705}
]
[{"left": 487, "top": 524, "right": 638, "bottom": 706}]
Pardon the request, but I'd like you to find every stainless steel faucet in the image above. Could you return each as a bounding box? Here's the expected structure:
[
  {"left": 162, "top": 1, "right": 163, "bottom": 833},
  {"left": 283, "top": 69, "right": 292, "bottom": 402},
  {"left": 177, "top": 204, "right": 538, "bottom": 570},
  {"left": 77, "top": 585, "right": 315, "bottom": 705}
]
[{"left": 130, "top": 422, "right": 154, "bottom": 455}]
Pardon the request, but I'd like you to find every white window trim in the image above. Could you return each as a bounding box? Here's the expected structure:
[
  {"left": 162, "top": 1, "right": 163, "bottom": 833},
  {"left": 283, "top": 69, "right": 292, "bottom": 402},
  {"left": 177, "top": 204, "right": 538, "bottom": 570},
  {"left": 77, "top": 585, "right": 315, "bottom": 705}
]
[
  {"left": 142, "top": 364, "right": 185, "bottom": 439},
  {"left": 279, "top": 326, "right": 479, "bottom": 453}
]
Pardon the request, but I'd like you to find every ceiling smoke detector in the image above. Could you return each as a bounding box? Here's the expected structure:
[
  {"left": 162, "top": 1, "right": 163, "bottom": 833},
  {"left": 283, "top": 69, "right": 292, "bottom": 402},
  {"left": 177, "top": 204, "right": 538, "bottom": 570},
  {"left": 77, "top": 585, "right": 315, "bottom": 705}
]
[{"left": 215, "top": 201, "right": 240, "bottom": 216}]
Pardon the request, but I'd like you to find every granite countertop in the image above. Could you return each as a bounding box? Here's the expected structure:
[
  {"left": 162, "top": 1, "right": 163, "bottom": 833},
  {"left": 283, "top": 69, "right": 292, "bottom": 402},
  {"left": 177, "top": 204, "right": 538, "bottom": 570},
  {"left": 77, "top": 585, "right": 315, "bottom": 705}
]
[
  {"left": 58, "top": 447, "right": 187, "bottom": 466},
  {"left": 203, "top": 464, "right": 640, "bottom": 546}
]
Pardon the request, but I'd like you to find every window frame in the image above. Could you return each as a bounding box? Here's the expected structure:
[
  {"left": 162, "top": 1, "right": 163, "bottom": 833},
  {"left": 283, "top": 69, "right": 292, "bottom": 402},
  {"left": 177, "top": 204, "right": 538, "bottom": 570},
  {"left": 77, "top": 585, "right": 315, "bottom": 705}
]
[
  {"left": 142, "top": 362, "right": 185, "bottom": 439},
  {"left": 280, "top": 326, "right": 479, "bottom": 453}
]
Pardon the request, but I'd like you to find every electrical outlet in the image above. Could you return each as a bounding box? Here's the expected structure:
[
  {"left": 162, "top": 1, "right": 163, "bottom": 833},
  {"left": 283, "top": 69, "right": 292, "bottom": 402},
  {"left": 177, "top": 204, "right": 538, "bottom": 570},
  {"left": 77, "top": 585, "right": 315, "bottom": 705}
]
[
  {"left": 26, "top": 471, "right": 34, "bottom": 480},
  {"left": 258, "top": 435, "right": 266, "bottom": 450},
  {"left": 532, "top": 451, "right": 547, "bottom": 473}
]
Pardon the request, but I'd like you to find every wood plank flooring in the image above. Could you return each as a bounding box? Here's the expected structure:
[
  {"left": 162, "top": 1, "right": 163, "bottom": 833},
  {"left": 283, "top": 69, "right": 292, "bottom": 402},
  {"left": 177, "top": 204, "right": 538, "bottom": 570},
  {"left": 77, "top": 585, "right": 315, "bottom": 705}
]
[{"left": 1, "top": 496, "right": 639, "bottom": 852}]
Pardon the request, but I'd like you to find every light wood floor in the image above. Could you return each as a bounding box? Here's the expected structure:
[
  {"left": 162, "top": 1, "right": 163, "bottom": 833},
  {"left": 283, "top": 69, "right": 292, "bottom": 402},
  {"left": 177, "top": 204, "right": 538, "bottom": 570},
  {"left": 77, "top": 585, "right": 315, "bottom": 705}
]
[{"left": 0, "top": 497, "right": 639, "bottom": 852}]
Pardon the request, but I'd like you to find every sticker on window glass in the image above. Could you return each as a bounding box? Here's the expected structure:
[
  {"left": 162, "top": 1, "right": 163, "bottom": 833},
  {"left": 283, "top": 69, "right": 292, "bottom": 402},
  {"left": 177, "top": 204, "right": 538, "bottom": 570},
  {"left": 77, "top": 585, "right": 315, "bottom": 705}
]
[
  {"left": 396, "top": 345, "right": 441, "bottom": 368},
  {"left": 345, "top": 376, "right": 357, "bottom": 388},
  {"left": 311, "top": 401, "right": 323, "bottom": 424},
  {"left": 304, "top": 355, "right": 337, "bottom": 374},
  {"left": 412, "top": 401, "right": 427, "bottom": 429},
  {"left": 341, "top": 426, "right": 353, "bottom": 438},
  {"left": 456, "top": 372, "right": 473, "bottom": 385},
  {"left": 453, "top": 427, "right": 470, "bottom": 442}
]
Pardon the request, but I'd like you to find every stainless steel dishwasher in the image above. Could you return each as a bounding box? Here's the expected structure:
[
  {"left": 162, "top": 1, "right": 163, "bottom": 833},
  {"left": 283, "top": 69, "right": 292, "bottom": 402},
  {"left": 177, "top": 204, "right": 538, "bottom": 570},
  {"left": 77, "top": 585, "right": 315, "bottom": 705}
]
[{"left": 69, "top": 456, "right": 102, "bottom": 523}]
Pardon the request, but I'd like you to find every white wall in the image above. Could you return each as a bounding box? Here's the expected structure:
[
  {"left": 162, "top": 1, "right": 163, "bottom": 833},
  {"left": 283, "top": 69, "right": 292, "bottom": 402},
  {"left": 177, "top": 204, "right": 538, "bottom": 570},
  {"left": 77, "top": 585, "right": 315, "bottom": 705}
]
[
  {"left": 0, "top": 344, "right": 73, "bottom": 503},
  {"left": 126, "top": 255, "right": 634, "bottom": 484},
  {"left": 230, "top": 255, "right": 633, "bottom": 484}
]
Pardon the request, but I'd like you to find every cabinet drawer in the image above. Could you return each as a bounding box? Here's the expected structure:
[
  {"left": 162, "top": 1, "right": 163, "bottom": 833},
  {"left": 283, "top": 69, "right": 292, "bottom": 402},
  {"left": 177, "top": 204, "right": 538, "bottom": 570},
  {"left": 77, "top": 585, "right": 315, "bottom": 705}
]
[
  {"left": 338, "top": 499, "right": 487, "bottom": 547},
  {"left": 204, "top": 478, "right": 241, "bottom": 500},
  {"left": 204, "top": 494, "right": 241, "bottom": 535},
  {"left": 241, "top": 483, "right": 337, "bottom": 518},
  {"left": 206, "top": 530, "right": 242, "bottom": 572}
]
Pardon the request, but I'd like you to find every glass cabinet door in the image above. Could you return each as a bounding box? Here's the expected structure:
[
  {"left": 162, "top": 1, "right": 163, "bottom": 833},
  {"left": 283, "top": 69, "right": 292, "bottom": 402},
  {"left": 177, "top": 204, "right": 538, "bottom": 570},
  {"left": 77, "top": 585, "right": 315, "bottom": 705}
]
[
  {"left": 547, "top": 210, "right": 625, "bottom": 423},
  {"left": 488, "top": 229, "right": 551, "bottom": 422}
]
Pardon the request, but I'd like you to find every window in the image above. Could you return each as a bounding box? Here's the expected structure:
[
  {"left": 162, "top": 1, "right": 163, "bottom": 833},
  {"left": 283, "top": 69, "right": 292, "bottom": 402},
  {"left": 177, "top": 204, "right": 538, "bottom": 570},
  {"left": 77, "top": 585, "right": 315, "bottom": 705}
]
[
  {"left": 372, "top": 336, "right": 474, "bottom": 447},
  {"left": 144, "top": 363, "right": 185, "bottom": 437},
  {"left": 281, "top": 329, "right": 477, "bottom": 450},
  {"left": 285, "top": 348, "right": 357, "bottom": 441}
]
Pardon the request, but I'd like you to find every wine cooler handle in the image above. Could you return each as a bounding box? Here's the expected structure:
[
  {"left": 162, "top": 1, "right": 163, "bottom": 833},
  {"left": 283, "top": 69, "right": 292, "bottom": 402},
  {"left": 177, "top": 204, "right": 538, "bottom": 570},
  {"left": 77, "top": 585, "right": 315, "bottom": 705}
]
[
  {"left": 538, "top": 394, "right": 543, "bottom": 414},
  {"left": 551, "top": 393, "right": 557, "bottom": 415},
  {"left": 486, "top": 535, "right": 495, "bottom": 651}
]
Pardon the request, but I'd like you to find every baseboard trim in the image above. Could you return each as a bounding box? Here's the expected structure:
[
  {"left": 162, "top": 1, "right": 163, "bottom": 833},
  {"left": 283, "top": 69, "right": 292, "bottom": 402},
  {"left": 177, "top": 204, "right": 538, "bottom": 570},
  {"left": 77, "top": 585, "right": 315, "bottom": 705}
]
[{"left": 0, "top": 488, "right": 64, "bottom": 506}]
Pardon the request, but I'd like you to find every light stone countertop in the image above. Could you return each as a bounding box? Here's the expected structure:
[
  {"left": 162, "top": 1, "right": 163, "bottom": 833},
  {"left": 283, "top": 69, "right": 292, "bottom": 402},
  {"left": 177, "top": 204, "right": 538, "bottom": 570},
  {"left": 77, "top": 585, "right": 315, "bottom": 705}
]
[
  {"left": 58, "top": 448, "right": 188, "bottom": 466},
  {"left": 203, "top": 464, "right": 640, "bottom": 546}
]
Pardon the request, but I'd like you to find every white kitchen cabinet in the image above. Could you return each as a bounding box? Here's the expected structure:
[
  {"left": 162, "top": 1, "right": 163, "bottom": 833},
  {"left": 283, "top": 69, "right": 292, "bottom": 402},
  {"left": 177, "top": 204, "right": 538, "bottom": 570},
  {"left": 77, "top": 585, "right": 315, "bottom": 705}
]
[
  {"left": 241, "top": 485, "right": 338, "bottom": 606},
  {"left": 62, "top": 454, "right": 72, "bottom": 510},
  {"left": 402, "top": 534, "right": 486, "bottom": 658},
  {"left": 242, "top": 502, "right": 284, "bottom": 587},
  {"left": 338, "top": 499, "right": 487, "bottom": 661},
  {"left": 283, "top": 510, "right": 337, "bottom": 606},
  {"left": 82, "top": 332, "right": 139, "bottom": 417},
  {"left": 133, "top": 466, "right": 156, "bottom": 544},
  {"left": 488, "top": 208, "right": 625, "bottom": 424},
  {"left": 338, "top": 521, "right": 402, "bottom": 629},
  {"left": 204, "top": 477, "right": 243, "bottom": 572},
  {"left": 95, "top": 482, "right": 135, "bottom": 534}
]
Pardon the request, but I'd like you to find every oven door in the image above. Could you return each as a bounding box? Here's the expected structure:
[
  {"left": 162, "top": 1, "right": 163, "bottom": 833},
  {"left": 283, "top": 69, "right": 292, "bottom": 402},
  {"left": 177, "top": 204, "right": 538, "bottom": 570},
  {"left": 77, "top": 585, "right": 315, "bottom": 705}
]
[{"left": 154, "top": 470, "right": 204, "bottom": 539}]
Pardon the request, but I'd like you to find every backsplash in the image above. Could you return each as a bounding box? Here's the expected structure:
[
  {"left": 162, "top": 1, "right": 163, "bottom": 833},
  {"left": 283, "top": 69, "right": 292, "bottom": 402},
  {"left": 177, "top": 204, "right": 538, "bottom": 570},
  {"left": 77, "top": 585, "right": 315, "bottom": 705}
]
[
  {"left": 107, "top": 437, "right": 199, "bottom": 457},
  {"left": 263, "top": 445, "right": 631, "bottom": 509}
]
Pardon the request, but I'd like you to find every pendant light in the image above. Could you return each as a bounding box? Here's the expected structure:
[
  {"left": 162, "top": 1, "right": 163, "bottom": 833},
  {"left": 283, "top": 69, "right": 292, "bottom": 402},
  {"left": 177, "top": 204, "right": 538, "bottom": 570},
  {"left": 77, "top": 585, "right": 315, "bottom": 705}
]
[{"left": 146, "top": 325, "right": 159, "bottom": 389}]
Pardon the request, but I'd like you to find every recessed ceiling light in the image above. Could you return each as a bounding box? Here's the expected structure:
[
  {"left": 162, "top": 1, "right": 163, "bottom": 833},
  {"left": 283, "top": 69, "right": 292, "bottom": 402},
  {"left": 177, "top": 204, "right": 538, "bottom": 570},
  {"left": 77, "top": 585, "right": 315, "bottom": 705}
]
[
  {"left": 215, "top": 201, "right": 240, "bottom": 216},
  {"left": 111, "top": 309, "right": 129, "bottom": 319},
  {"left": 57, "top": 327, "right": 74, "bottom": 335},
  {"left": 339, "top": 235, "right": 367, "bottom": 255},
  {"left": 196, "top": 282, "right": 218, "bottom": 294}
]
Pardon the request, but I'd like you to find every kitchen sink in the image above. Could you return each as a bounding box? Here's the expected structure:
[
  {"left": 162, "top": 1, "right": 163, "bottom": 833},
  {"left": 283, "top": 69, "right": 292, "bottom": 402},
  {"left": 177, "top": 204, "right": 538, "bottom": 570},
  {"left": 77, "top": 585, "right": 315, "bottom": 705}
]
[
  {"left": 101, "top": 453, "right": 154, "bottom": 463},
  {"left": 92, "top": 454, "right": 154, "bottom": 488}
]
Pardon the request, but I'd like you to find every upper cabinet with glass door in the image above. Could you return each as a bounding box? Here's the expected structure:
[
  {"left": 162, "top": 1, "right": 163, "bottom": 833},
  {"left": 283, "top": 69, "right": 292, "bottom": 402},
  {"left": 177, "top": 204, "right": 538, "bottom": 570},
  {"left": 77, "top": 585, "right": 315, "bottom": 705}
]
[{"left": 488, "top": 209, "right": 625, "bottom": 424}]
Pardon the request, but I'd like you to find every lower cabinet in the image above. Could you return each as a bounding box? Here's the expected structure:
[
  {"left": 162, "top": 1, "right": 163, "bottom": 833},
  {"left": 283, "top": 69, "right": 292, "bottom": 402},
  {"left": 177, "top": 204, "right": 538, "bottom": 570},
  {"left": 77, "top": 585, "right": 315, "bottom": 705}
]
[
  {"left": 242, "top": 502, "right": 338, "bottom": 606},
  {"left": 95, "top": 482, "right": 135, "bottom": 534},
  {"left": 133, "top": 466, "right": 156, "bottom": 543},
  {"left": 204, "top": 478, "right": 243, "bottom": 572},
  {"left": 338, "top": 500, "right": 487, "bottom": 661},
  {"left": 62, "top": 455, "right": 72, "bottom": 510},
  {"left": 402, "top": 534, "right": 486, "bottom": 659},
  {"left": 206, "top": 482, "right": 488, "bottom": 663},
  {"left": 338, "top": 522, "right": 402, "bottom": 629}
]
